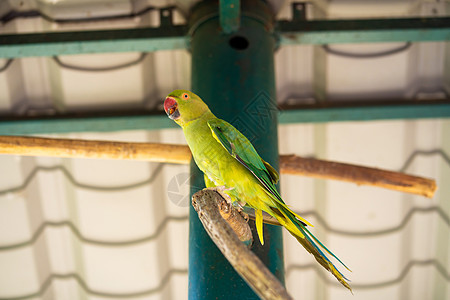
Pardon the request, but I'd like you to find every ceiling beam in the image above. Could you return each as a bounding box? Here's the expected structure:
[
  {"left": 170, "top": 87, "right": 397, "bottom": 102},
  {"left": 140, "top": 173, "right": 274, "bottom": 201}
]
[
  {"left": 0, "top": 5, "right": 449, "bottom": 59},
  {"left": 1, "top": 100, "right": 449, "bottom": 135}
]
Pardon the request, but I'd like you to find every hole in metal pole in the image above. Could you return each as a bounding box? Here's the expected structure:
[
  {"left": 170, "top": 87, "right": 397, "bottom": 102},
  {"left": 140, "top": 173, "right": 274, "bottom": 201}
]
[{"left": 229, "top": 36, "right": 249, "bottom": 50}]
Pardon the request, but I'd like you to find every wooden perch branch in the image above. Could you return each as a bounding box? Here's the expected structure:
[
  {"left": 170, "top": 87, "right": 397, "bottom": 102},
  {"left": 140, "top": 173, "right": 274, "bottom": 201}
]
[
  {"left": 0, "top": 135, "right": 437, "bottom": 198},
  {"left": 192, "top": 189, "right": 292, "bottom": 300},
  {"left": 280, "top": 155, "right": 437, "bottom": 198},
  {"left": 216, "top": 194, "right": 253, "bottom": 244},
  {"left": 0, "top": 135, "right": 192, "bottom": 164}
]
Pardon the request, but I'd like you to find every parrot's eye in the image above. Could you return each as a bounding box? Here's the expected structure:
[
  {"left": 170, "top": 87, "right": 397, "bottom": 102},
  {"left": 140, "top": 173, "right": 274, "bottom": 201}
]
[{"left": 182, "top": 93, "right": 190, "bottom": 100}]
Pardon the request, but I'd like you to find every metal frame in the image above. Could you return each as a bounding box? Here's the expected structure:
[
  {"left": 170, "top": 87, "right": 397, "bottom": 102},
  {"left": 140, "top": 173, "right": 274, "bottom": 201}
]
[
  {"left": 0, "top": 5, "right": 449, "bottom": 58},
  {"left": 0, "top": 7, "right": 188, "bottom": 58},
  {"left": 1, "top": 100, "right": 449, "bottom": 135},
  {"left": 277, "top": 2, "right": 450, "bottom": 45},
  {"left": 0, "top": 3, "right": 449, "bottom": 134}
]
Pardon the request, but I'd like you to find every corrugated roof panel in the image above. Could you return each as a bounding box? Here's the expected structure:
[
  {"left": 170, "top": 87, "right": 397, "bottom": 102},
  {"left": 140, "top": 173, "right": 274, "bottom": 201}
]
[
  {"left": 280, "top": 119, "right": 449, "bottom": 300},
  {"left": 0, "top": 0, "right": 449, "bottom": 299},
  {"left": 0, "top": 120, "right": 448, "bottom": 299}
]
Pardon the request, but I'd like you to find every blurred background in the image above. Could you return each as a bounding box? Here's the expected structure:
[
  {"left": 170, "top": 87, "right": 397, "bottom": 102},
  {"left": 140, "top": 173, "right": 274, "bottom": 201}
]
[{"left": 0, "top": 0, "right": 449, "bottom": 299}]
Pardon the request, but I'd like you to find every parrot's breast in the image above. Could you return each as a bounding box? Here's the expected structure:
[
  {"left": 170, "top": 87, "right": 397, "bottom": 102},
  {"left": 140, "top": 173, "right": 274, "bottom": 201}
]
[{"left": 182, "top": 115, "right": 274, "bottom": 211}]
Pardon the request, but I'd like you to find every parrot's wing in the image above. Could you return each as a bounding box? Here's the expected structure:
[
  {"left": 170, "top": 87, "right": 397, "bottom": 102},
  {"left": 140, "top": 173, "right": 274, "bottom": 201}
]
[
  {"left": 207, "top": 119, "right": 312, "bottom": 227},
  {"left": 207, "top": 119, "right": 280, "bottom": 199}
]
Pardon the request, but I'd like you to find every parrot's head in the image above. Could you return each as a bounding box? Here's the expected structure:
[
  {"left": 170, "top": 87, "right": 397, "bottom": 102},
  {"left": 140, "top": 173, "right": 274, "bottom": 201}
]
[{"left": 164, "top": 89, "right": 210, "bottom": 127}]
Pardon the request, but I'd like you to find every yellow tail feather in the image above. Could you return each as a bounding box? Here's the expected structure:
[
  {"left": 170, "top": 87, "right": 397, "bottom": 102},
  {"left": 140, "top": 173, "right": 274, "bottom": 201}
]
[{"left": 255, "top": 209, "right": 264, "bottom": 245}]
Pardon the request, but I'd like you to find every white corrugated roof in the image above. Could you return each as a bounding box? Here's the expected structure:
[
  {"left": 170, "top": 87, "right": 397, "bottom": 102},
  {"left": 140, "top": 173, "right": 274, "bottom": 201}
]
[{"left": 0, "top": 0, "right": 449, "bottom": 299}]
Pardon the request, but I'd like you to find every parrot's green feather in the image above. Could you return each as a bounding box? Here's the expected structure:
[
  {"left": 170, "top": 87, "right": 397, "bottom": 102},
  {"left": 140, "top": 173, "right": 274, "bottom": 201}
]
[
  {"left": 262, "top": 159, "right": 279, "bottom": 184},
  {"left": 164, "top": 90, "right": 352, "bottom": 292}
]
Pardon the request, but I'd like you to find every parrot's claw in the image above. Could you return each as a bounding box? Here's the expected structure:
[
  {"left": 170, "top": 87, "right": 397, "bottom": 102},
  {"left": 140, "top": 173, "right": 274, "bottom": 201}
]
[
  {"left": 232, "top": 201, "right": 246, "bottom": 212},
  {"left": 239, "top": 210, "right": 249, "bottom": 222}
]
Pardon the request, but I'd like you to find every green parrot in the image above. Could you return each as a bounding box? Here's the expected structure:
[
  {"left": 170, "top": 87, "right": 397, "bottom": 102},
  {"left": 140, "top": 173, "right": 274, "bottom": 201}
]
[{"left": 164, "top": 89, "right": 351, "bottom": 291}]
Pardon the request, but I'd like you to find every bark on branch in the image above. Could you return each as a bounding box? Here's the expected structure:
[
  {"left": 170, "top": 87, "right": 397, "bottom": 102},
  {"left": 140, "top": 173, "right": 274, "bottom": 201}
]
[
  {"left": 0, "top": 135, "right": 191, "bottom": 164},
  {"left": 279, "top": 155, "right": 437, "bottom": 198},
  {"left": 0, "top": 135, "right": 437, "bottom": 198},
  {"left": 192, "top": 189, "right": 292, "bottom": 300}
]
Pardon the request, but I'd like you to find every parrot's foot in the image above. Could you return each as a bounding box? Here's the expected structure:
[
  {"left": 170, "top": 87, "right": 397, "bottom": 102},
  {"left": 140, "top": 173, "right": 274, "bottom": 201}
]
[
  {"left": 232, "top": 201, "right": 247, "bottom": 212},
  {"left": 203, "top": 186, "right": 247, "bottom": 219},
  {"left": 231, "top": 201, "right": 248, "bottom": 224},
  {"left": 238, "top": 209, "right": 249, "bottom": 222},
  {"left": 203, "top": 186, "right": 234, "bottom": 205}
]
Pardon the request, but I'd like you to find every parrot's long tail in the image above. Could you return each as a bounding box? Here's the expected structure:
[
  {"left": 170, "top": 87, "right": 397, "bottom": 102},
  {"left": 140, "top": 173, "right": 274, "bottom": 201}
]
[{"left": 270, "top": 203, "right": 353, "bottom": 292}]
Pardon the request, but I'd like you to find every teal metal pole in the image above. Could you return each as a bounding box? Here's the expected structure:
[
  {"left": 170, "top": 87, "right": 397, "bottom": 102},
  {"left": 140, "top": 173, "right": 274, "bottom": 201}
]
[{"left": 188, "top": 0, "right": 283, "bottom": 299}]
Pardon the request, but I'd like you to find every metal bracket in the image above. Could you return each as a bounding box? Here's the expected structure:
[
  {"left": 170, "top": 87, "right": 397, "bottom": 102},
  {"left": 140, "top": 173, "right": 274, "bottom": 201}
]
[
  {"left": 292, "top": 2, "right": 307, "bottom": 22},
  {"left": 160, "top": 6, "right": 175, "bottom": 27}
]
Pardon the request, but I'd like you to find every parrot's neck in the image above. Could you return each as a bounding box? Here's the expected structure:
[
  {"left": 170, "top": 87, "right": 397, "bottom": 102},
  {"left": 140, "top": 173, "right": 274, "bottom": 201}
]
[
  {"left": 181, "top": 110, "right": 216, "bottom": 155},
  {"left": 180, "top": 110, "right": 215, "bottom": 128}
]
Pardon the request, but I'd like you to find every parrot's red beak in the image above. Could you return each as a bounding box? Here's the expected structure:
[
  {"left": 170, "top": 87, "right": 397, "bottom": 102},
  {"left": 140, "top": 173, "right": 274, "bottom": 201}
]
[{"left": 164, "top": 97, "right": 180, "bottom": 120}]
